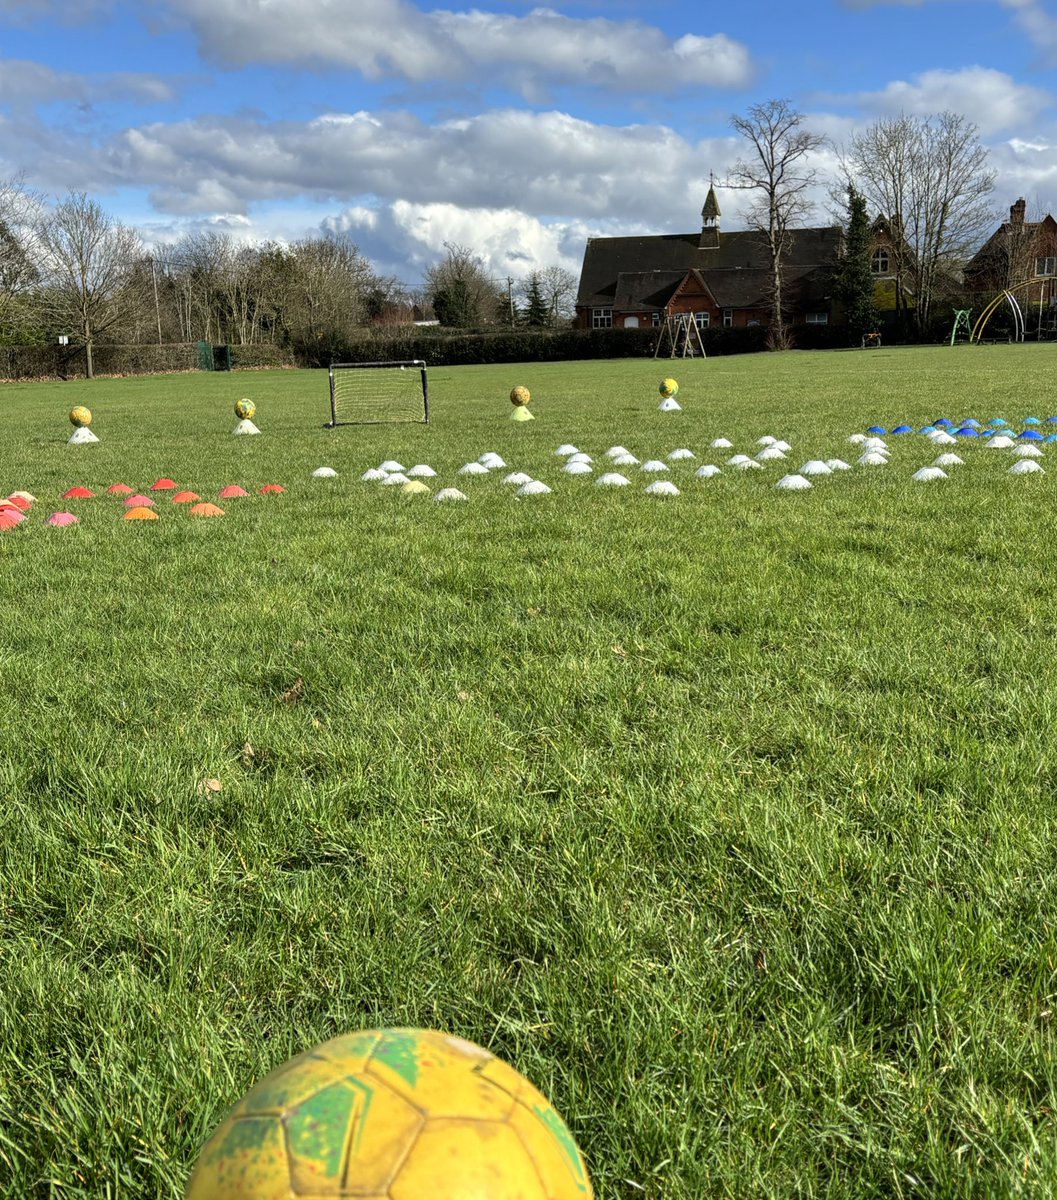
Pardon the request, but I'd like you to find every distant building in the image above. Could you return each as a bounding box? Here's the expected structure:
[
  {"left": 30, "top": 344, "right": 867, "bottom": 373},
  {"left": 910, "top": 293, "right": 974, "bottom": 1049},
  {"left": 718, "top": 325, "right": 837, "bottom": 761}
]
[
  {"left": 964, "top": 198, "right": 1057, "bottom": 295},
  {"left": 574, "top": 184, "right": 841, "bottom": 333}
]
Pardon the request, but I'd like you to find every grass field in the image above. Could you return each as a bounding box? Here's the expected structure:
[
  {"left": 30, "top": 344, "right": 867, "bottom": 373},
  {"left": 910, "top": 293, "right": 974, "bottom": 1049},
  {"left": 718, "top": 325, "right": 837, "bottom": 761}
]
[{"left": 3, "top": 345, "right": 1057, "bottom": 1199}]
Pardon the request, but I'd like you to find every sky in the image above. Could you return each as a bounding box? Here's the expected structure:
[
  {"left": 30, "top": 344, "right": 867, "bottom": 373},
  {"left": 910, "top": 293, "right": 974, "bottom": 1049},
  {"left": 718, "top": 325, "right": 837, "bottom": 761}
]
[{"left": 0, "top": 0, "right": 1055, "bottom": 288}]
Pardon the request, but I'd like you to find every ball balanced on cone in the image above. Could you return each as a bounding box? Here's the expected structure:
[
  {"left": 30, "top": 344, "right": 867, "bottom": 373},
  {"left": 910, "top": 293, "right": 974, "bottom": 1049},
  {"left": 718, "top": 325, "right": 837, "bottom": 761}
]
[
  {"left": 659, "top": 378, "right": 679, "bottom": 399},
  {"left": 234, "top": 398, "right": 256, "bottom": 420},
  {"left": 509, "top": 384, "right": 534, "bottom": 422},
  {"left": 184, "top": 1027, "right": 593, "bottom": 1199},
  {"left": 69, "top": 405, "right": 92, "bottom": 427}
]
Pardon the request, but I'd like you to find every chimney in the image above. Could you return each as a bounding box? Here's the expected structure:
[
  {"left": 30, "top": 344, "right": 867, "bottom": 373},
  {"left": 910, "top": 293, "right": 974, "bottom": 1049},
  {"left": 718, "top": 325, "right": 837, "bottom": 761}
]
[
  {"left": 1010, "top": 198, "right": 1026, "bottom": 226},
  {"left": 700, "top": 182, "right": 721, "bottom": 251}
]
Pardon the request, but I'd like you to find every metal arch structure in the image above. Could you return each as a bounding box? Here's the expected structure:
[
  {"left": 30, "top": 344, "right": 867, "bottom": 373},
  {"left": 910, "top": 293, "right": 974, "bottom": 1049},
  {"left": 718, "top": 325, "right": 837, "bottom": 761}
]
[
  {"left": 949, "top": 309, "right": 972, "bottom": 346},
  {"left": 970, "top": 274, "right": 1057, "bottom": 343}
]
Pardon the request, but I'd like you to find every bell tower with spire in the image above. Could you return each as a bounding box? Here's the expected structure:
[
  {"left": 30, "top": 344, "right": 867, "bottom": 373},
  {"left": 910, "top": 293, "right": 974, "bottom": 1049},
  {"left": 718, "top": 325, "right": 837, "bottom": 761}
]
[{"left": 700, "top": 176, "right": 721, "bottom": 250}]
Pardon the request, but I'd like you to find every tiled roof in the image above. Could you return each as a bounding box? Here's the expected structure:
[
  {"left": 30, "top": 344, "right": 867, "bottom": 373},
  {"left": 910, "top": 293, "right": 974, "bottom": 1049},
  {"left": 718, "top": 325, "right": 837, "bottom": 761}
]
[{"left": 577, "top": 226, "right": 842, "bottom": 310}]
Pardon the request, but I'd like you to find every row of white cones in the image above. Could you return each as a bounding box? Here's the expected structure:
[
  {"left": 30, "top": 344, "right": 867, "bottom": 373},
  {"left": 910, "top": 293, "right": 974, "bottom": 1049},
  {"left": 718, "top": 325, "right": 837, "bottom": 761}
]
[{"left": 320, "top": 429, "right": 1049, "bottom": 497}]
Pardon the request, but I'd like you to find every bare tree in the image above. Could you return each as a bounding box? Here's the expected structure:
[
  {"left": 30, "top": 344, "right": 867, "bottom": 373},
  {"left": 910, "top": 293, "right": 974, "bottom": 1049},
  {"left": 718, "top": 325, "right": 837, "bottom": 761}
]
[
  {"left": 730, "top": 99, "right": 827, "bottom": 350},
  {"left": 36, "top": 192, "right": 143, "bottom": 377},
  {"left": 846, "top": 112, "right": 995, "bottom": 335},
  {"left": 163, "top": 231, "right": 231, "bottom": 343},
  {"left": 285, "top": 235, "right": 379, "bottom": 346},
  {"left": 537, "top": 265, "right": 578, "bottom": 326}
]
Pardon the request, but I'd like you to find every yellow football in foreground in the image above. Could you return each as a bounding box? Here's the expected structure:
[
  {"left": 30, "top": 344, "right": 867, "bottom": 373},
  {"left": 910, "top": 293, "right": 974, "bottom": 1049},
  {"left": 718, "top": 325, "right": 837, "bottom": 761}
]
[
  {"left": 658, "top": 378, "right": 679, "bottom": 399},
  {"left": 234, "top": 398, "right": 256, "bottom": 420},
  {"left": 186, "top": 1028, "right": 593, "bottom": 1199},
  {"left": 510, "top": 385, "right": 531, "bottom": 407},
  {"left": 69, "top": 405, "right": 92, "bottom": 427}
]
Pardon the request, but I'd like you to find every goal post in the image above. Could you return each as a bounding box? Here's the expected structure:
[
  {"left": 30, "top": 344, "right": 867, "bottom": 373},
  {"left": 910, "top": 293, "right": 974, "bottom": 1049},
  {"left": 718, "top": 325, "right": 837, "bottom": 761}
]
[{"left": 326, "top": 360, "right": 430, "bottom": 427}]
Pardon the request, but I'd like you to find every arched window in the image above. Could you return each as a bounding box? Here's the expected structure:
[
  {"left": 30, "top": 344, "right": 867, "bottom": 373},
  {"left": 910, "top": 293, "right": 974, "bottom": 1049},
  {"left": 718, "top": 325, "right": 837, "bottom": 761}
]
[{"left": 871, "top": 249, "right": 890, "bottom": 274}]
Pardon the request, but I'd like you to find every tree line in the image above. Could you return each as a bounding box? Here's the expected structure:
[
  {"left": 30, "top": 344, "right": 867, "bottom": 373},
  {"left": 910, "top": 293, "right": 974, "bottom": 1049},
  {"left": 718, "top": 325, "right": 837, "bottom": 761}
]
[
  {"left": 0, "top": 102, "right": 1020, "bottom": 372},
  {"left": 0, "top": 183, "right": 579, "bottom": 378}
]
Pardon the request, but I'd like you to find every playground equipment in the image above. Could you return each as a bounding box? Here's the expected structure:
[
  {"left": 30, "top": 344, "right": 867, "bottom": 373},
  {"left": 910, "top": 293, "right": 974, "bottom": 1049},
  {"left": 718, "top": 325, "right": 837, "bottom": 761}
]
[
  {"left": 654, "top": 312, "right": 707, "bottom": 358},
  {"left": 970, "top": 275, "right": 1057, "bottom": 343},
  {"left": 949, "top": 309, "right": 972, "bottom": 346}
]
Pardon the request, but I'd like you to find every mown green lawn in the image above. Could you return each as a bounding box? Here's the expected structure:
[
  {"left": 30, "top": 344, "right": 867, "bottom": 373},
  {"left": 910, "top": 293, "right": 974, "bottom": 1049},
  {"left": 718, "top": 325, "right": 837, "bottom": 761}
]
[{"left": 2, "top": 345, "right": 1057, "bottom": 1198}]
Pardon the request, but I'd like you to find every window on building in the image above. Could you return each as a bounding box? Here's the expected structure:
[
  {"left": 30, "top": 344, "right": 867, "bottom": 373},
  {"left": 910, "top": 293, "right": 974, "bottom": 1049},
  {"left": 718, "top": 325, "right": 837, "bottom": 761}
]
[
  {"left": 871, "top": 249, "right": 889, "bottom": 274},
  {"left": 694, "top": 311, "right": 710, "bottom": 329},
  {"left": 592, "top": 307, "right": 612, "bottom": 329},
  {"left": 652, "top": 312, "right": 661, "bottom": 326},
  {"left": 1036, "top": 256, "right": 1056, "bottom": 277},
  {"left": 723, "top": 309, "right": 733, "bottom": 328},
  {"left": 805, "top": 312, "right": 829, "bottom": 325}
]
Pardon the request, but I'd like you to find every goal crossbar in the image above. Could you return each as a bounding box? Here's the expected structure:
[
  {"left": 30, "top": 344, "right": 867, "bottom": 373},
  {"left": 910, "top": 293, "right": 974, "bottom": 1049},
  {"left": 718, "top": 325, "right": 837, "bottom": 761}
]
[{"left": 327, "top": 360, "right": 430, "bottom": 427}]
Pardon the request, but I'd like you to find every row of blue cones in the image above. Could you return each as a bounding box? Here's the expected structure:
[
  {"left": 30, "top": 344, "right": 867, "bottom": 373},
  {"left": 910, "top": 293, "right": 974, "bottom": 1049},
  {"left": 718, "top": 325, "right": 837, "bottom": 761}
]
[{"left": 867, "top": 417, "right": 1057, "bottom": 441}]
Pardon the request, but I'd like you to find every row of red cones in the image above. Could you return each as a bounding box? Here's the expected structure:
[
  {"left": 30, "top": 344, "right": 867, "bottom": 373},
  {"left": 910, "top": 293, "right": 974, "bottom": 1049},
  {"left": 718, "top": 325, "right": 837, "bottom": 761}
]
[
  {"left": 63, "top": 482, "right": 286, "bottom": 499},
  {"left": 0, "top": 482, "right": 285, "bottom": 528}
]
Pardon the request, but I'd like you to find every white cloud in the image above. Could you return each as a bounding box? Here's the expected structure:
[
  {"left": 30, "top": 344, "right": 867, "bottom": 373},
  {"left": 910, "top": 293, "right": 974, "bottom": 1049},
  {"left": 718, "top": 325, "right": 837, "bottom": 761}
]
[
  {"left": 851, "top": 67, "right": 1051, "bottom": 135},
  {"left": 167, "top": 0, "right": 754, "bottom": 92},
  {"left": 1001, "top": 0, "right": 1057, "bottom": 59},
  {"left": 990, "top": 135, "right": 1057, "bottom": 204},
  {"left": 94, "top": 108, "right": 741, "bottom": 227},
  {"left": 322, "top": 199, "right": 594, "bottom": 281},
  {"left": 0, "top": 59, "right": 178, "bottom": 108}
]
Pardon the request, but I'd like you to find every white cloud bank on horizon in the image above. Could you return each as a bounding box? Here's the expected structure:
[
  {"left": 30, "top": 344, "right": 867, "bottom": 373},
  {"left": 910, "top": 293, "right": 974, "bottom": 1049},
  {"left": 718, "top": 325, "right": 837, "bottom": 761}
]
[{"left": 321, "top": 200, "right": 600, "bottom": 282}]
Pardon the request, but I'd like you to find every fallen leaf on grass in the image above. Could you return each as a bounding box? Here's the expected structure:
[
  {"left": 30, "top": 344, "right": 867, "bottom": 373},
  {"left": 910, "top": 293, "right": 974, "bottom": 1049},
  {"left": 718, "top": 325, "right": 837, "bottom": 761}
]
[
  {"left": 279, "top": 676, "right": 305, "bottom": 704},
  {"left": 198, "top": 777, "right": 222, "bottom": 795},
  {"left": 240, "top": 741, "right": 255, "bottom": 768}
]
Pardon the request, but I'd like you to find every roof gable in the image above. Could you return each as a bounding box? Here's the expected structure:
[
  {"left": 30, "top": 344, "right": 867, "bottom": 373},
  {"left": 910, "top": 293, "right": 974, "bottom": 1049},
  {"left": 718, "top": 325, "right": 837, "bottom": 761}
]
[{"left": 966, "top": 212, "right": 1057, "bottom": 272}]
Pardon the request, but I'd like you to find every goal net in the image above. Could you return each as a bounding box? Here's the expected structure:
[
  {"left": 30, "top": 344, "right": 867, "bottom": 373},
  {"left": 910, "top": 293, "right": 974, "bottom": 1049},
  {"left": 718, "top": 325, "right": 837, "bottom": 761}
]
[{"left": 326, "top": 360, "right": 430, "bottom": 426}]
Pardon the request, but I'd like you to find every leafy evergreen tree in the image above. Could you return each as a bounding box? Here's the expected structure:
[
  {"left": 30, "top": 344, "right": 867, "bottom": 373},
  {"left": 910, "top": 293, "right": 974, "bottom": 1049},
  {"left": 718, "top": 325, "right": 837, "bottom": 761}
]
[
  {"left": 433, "top": 278, "right": 479, "bottom": 328},
  {"left": 519, "top": 271, "right": 550, "bottom": 328},
  {"left": 835, "top": 185, "right": 878, "bottom": 346}
]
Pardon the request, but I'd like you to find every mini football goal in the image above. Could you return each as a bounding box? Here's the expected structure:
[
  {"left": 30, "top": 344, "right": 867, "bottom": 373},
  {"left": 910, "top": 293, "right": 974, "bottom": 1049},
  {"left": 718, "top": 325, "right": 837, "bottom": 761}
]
[{"left": 326, "top": 360, "right": 430, "bottom": 426}]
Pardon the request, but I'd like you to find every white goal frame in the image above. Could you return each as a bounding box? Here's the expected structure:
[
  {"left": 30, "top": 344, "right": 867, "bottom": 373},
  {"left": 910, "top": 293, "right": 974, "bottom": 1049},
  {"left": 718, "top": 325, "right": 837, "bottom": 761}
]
[{"left": 326, "top": 360, "right": 430, "bottom": 427}]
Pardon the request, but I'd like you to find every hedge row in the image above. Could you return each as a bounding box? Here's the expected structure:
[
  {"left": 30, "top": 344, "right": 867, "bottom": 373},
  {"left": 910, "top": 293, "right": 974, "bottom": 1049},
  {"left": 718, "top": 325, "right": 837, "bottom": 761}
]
[
  {"left": 0, "top": 342, "right": 293, "bottom": 380},
  {"left": 230, "top": 344, "right": 296, "bottom": 370},
  {"left": 299, "top": 324, "right": 792, "bottom": 367},
  {"left": 0, "top": 325, "right": 854, "bottom": 382},
  {"left": 303, "top": 327, "right": 654, "bottom": 367}
]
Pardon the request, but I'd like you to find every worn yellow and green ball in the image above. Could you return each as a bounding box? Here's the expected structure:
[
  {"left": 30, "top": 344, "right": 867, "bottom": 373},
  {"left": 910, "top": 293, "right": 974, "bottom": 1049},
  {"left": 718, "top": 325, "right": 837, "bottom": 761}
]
[
  {"left": 659, "top": 378, "right": 679, "bottom": 399},
  {"left": 234, "top": 398, "right": 256, "bottom": 420},
  {"left": 69, "top": 405, "right": 92, "bottom": 428},
  {"left": 185, "top": 1028, "right": 593, "bottom": 1200},
  {"left": 510, "top": 385, "right": 531, "bottom": 407}
]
